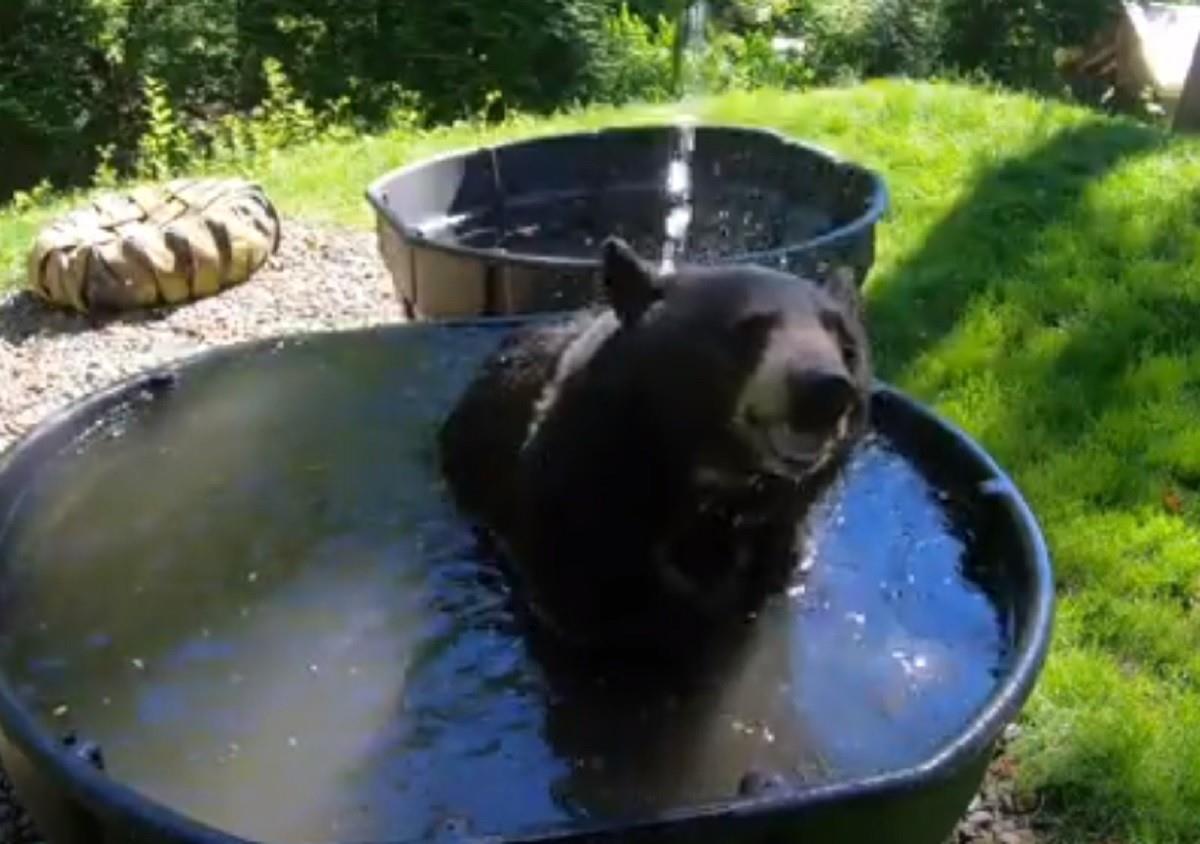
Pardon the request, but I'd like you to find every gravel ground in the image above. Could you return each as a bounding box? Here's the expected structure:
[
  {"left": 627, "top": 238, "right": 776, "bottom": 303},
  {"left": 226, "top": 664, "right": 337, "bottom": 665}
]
[
  {"left": 951, "top": 725, "right": 1048, "bottom": 844},
  {"left": 0, "top": 218, "right": 403, "bottom": 455},
  {"left": 0, "top": 218, "right": 1043, "bottom": 843}
]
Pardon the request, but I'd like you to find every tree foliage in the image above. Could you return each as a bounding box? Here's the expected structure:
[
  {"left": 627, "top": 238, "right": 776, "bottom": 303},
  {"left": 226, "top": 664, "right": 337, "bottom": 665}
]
[
  {"left": 0, "top": 0, "right": 1127, "bottom": 201},
  {"left": 939, "top": 0, "right": 1122, "bottom": 89},
  {"left": 0, "top": 0, "right": 113, "bottom": 198},
  {"left": 0, "top": 0, "right": 618, "bottom": 198}
]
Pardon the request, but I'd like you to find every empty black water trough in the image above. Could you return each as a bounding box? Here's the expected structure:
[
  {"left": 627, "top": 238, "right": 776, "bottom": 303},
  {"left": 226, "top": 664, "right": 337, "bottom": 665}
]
[
  {"left": 0, "top": 318, "right": 1053, "bottom": 844},
  {"left": 365, "top": 124, "right": 888, "bottom": 319}
]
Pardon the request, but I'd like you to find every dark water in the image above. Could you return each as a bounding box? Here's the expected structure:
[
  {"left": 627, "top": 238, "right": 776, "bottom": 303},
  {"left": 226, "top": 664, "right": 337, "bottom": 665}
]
[
  {"left": 0, "top": 326, "right": 1011, "bottom": 844},
  {"left": 429, "top": 188, "right": 832, "bottom": 267},
  {"left": 417, "top": 122, "right": 849, "bottom": 271}
]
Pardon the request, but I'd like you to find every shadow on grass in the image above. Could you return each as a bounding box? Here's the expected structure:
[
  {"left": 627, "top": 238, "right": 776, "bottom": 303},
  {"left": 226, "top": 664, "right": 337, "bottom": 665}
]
[
  {"left": 863, "top": 116, "right": 1195, "bottom": 497},
  {"left": 865, "top": 117, "right": 1200, "bottom": 842},
  {"left": 866, "top": 120, "right": 1165, "bottom": 381}
]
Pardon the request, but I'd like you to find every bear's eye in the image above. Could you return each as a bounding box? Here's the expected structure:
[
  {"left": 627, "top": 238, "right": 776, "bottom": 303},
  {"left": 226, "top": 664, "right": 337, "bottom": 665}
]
[
  {"left": 732, "top": 312, "right": 779, "bottom": 351},
  {"left": 820, "top": 309, "right": 859, "bottom": 370}
]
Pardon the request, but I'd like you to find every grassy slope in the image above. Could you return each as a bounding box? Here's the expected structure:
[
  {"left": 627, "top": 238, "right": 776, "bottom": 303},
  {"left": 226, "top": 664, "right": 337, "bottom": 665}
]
[
  {"left": 5, "top": 79, "right": 1200, "bottom": 842},
  {"left": 717, "top": 83, "right": 1200, "bottom": 844}
]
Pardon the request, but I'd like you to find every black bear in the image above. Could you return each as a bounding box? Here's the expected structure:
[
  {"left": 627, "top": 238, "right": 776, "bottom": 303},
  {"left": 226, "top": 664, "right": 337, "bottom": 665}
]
[{"left": 438, "top": 238, "right": 872, "bottom": 656}]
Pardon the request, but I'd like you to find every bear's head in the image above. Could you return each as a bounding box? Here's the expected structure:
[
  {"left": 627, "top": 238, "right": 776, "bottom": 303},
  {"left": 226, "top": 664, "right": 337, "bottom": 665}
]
[
  {"left": 492, "top": 237, "right": 874, "bottom": 654},
  {"left": 599, "top": 236, "right": 871, "bottom": 499}
]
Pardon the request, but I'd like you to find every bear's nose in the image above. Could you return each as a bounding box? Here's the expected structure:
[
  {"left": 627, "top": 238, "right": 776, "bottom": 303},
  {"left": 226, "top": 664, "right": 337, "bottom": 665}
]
[{"left": 787, "top": 370, "right": 856, "bottom": 433}]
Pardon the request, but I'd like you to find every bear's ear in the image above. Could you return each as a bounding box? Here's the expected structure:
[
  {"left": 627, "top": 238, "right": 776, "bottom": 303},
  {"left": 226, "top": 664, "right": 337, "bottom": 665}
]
[{"left": 601, "top": 237, "right": 662, "bottom": 325}]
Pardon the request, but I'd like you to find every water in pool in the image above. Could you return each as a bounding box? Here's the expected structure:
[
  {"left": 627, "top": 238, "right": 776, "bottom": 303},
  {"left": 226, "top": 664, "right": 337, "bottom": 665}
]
[
  {"left": 0, "top": 325, "right": 1012, "bottom": 843},
  {"left": 427, "top": 184, "right": 834, "bottom": 270},
  {"left": 417, "top": 121, "right": 836, "bottom": 272}
]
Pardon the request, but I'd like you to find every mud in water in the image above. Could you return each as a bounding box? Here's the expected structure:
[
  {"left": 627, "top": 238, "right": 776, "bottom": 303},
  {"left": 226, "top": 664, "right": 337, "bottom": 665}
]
[{"left": 0, "top": 325, "right": 1012, "bottom": 843}]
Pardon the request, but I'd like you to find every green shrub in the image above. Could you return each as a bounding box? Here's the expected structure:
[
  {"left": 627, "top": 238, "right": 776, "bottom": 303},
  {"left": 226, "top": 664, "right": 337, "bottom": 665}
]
[
  {"left": 940, "top": 0, "right": 1122, "bottom": 91},
  {"left": 795, "top": 0, "right": 1121, "bottom": 90},
  {"left": 726, "top": 29, "right": 814, "bottom": 90},
  {"left": 798, "top": 0, "right": 948, "bottom": 82},
  {"left": 9, "top": 179, "right": 55, "bottom": 214},
  {"left": 3, "top": 0, "right": 626, "bottom": 199},
  {"left": 236, "top": 0, "right": 615, "bottom": 122},
  {"left": 96, "top": 57, "right": 341, "bottom": 183},
  {"left": 135, "top": 75, "right": 196, "bottom": 180},
  {"left": 0, "top": 0, "right": 115, "bottom": 197},
  {"left": 689, "top": 27, "right": 814, "bottom": 93},
  {"left": 592, "top": 4, "right": 676, "bottom": 105}
]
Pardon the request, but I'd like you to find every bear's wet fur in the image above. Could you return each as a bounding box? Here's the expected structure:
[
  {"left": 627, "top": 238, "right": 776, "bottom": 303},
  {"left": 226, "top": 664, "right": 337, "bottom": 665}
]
[{"left": 438, "top": 238, "right": 872, "bottom": 657}]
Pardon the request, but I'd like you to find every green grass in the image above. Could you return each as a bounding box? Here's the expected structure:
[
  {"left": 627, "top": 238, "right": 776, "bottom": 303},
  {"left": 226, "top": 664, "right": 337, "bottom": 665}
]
[{"left": 6, "top": 78, "right": 1200, "bottom": 842}]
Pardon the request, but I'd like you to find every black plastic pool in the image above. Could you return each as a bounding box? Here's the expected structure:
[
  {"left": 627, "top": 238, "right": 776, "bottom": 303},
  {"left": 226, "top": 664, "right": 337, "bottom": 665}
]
[
  {"left": 0, "top": 320, "right": 1052, "bottom": 844},
  {"left": 366, "top": 125, "right": 888, "bottom": 320}
]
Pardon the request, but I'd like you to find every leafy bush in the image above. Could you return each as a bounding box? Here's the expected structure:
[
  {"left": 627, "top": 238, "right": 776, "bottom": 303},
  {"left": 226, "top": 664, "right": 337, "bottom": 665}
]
[
  {"left": 1, "top": 0, "right": 624, "bottom": 199},
  {"left": 0, "top": 0, "right": 115, "bottom": 198},
  {"left": 235, "top": 0, "right": 615, "bottom": 122},
  {"left": 135, "top": 75, "right": 196, "bottom": 180},
  {"left": 8, "top": 179, "right": 55, "bottom": 215},
  {"left": 592, "top": 2, "right": 813, "bottom": 101},
  {"left": 725, "top": 29, "right": 814, "bottom": 90},
  {"left": 795, "top": 0, "right": 1121, "bottom": 90},
  {"left": 796, "top": 0, "right": 948, "bottom": 82},
  {"left": 939, "top": 0, "right": 1122, "bottom": 91},
  {"left": 592, "top": 4, "right": 676, "bottom": 105},
  {"left": 121, "top": 57, "right": 347, "bottom": 180},
  {"left": 688, "top": 27, "right": 814, "bottom": 93}
]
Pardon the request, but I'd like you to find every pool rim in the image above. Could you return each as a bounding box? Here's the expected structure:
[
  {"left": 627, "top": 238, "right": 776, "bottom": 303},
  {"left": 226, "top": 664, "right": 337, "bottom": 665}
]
[
  {"left": 363, "top": 122, "right": 892, "bottom": 275},
  {"left": 0, "top": 318, "right": 1054, "bottom": 844}
]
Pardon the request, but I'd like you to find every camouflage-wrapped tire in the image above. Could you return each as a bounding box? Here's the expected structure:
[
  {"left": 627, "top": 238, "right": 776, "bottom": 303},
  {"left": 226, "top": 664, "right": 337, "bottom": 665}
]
[{"left": 27, "top": 178, "right": 281, "bottom": 313}]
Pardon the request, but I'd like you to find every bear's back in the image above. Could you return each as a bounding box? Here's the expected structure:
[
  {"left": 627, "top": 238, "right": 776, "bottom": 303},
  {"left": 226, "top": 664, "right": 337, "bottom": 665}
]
[{"left": 437, "top": 310, "right": 601, "bottom": 538}]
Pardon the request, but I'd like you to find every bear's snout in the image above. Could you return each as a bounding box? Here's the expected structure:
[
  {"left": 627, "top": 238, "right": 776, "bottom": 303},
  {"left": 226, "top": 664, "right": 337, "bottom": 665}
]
[{"left": 786, "top": 370, "right": 857, "bottom": 435}]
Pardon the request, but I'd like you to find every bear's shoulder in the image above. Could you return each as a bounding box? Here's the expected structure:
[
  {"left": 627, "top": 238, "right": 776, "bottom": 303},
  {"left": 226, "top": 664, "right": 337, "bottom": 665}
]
[{"left": 437, "top": 307, "right": 606, "bottom": 534}]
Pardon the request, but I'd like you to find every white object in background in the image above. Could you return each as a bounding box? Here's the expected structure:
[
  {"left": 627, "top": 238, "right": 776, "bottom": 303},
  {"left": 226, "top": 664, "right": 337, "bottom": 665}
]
[
  {"left": 1123, "top": 1, "right": 1200, "bottom": 99},
  {"left": 770, "top": 36, "right": 807, "bottom": 58}
]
